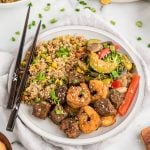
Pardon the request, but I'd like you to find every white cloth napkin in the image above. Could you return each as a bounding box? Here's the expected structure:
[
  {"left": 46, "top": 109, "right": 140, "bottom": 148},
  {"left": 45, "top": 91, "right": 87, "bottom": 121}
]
[{"left": 0, "top": 10, "right": 150, "bottom": 150}]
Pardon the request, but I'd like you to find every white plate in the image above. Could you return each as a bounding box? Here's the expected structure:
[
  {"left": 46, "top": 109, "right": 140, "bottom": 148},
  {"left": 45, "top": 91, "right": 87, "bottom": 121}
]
[
  {"left": 8, "top": 26, "right": 145, "bottom": 145},
  {"left": 112, "top": 0, "right": 140, "bottom": 2}
]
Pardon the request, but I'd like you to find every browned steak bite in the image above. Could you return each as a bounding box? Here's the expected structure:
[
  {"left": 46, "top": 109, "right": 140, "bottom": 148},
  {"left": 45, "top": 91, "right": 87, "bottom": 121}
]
[
  {"left": 68, "top": 72, "right": 85, "bottom": 85},
  {"left": 60, "top": 118, "right": 81, "bottom": 138},
  {"left": 93, "top": 99, "right": 117, "bottom": 116},
  {"left": 50, "top": 105, "right": 68, "bottom": 125},
  {"left": 56, "top": 85, "right": 68, "bottom": 104},
  {"left": 141, "top": 127, "right": 150, "bottom": 150},
  {"left": 109, "top": 89, "right": 125, "bottom": 109},
  {"left": 32, "top": 102, "right": 51, "bottom": 119}
]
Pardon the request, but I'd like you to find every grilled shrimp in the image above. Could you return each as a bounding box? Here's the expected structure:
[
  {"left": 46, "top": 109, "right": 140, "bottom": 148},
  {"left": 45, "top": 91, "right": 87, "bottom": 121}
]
[
  {"left": 78, "top": 106, "right": 101, "bottom": 134},
  {"left": 67, "top": 83, "right": 91, "bottom": 109},
  {"left": 89, "top": 80, "right": 108, "bottom": 102}
]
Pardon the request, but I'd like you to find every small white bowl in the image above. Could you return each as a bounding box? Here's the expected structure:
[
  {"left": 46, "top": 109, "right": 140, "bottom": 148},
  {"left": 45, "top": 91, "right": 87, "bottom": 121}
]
[
  {"left": 0, "top": 0, "right": 31, "bottom": 8},
  {"left": 112, "top": 0, "right": 140, "bottom": 2},
  {"left": 8, "top": 25, "right": 145, "bottom": 145}
]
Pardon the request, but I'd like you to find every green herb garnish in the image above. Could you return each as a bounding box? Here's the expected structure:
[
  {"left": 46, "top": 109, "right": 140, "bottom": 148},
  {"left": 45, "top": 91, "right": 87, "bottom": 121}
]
[
  {"left": 110, "top": 20, "right": 116, "bottom": 26},
  {"left": 28, "top": 2, "right": 33, "bottom": 7},
  {"left": 50, "top": 18, "right": 57, "bottom": 24},
  {"left": 32, "top": 20, "right": 36, "bottom": 26},
  {"left": 111, "top": 70, "right": 119, "bottom": 78},
  {"left": 72, "top": 79, "right": 78, "bottom": 85},
  {"left": 42, "top": 24, "right": 46, "bottom": 29},
  {"left": 75, "top": 8, "right": 80, "bottom": 12},
  {"left": 56, "top": 47, "right": 70, "bottom": 57},
  {"left": 38, "top": 13, "right": 43, "bottom": 19},
  {"left": 79, "top": 1, "right": 87, "bottom": 5},
  {"left": 11, "top": 37, "right": 16, "bottom": 42},
  {"left": 109, "top": 45, "right": 115, "bottom": 52},
  {"left": 84, "top": 6, "right": 96, "bottom": 13},
  {"left": 55, "top": 108, "right": 64, "bottom": 115},
  {"left": 137, "top": 37, "right": 142, "bottom": 41},
  {"left": 147, "top": 43, "right": 150, "bottom": 48},
  {"left": 136, "top": 21, "right": 143, "bottom": 28},
  {"left": 60, "top": 8, "right": 65, "bottom": 12},
  {"left": 36, "top": 72, "right": 46, "bottom": 81},
  {"left": 49, "top": 89, "right": 59, "bottom": 105},
  {"left": 35, "top": 97, "right": 41, "bottom": 103},
  {"left": 44, "top": 3, "right": 51, "bottom": 11},
  {"left": 15, "top": 31, "right": 20, "bottom": 35}
]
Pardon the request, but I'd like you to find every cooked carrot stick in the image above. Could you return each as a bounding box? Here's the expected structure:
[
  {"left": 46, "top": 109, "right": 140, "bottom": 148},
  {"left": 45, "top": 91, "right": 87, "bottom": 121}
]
[{"left": 118, "top": 74, "right": 140, "bottom": 116}]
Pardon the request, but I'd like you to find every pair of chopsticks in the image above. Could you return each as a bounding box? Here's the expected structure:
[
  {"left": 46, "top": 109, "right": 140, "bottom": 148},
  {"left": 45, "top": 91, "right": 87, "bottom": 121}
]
[{"left": 6, "top": 6, "right": 42, "bottom": 132}]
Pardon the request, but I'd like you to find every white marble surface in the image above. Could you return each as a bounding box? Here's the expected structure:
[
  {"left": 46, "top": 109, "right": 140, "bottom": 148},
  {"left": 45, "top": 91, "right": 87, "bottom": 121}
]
[{"left": 0, "top": 0, "right": 150, "bottom": 150}]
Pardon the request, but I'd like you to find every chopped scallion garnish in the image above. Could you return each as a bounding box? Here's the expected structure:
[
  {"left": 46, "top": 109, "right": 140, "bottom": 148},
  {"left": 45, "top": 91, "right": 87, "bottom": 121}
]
[
  {"left": 11, "top": 37, "right": 16, "bottom": 42},
  {"left": 44, "top": 3, "right": 51, "bottom": 11},
  {"left": 75, "top": 8, "right": 80, "bottom": 12},
  {"left": 79, "top": 1, "right": 87, "bottom": 5},
  {"left": 136, "top": 20, "right": 143, "bottom": 28},
  {"left": 42, "top": 24, "right": 46, "bottom": 29},
  {"left": 60, "top": 8, "right": 65, "bottom": 12},
  {"left": 15, "top": 31, "right": 20, "bottom": 35},
  {"left": 38, "top": 13, "right": 43, "bottom": 19},
  {"left": 32, "top": 20, "right": 36, "bottom": 26},
  {"left": 147, "top": 43, "right": 150, "bottom": 48},
  {"left": 50, "top": 18, "right": 57, "bottom": 24},
  {"left": 137, "top": 37, "right": 142, "bottom": 41},
  {"left": 110, "top": 20, "right": 116, "bottom": 26},
  {"left": 84, "top": 6, "right": 96, "bottom": 13}
]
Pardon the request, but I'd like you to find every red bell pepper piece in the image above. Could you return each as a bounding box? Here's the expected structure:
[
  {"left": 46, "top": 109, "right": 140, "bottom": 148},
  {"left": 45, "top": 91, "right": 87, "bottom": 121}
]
[
  {"left": 111, "top": 80, "right": 121, "bottom": 89},
  {"left": 118, "top": 74, "right": 140, "bottom": 116},
  {"left": 98, "top": 48, "right": 110, "bottom": 59},
  {"left": 115, "top": 44, "right": 120, "bottom": 51}
]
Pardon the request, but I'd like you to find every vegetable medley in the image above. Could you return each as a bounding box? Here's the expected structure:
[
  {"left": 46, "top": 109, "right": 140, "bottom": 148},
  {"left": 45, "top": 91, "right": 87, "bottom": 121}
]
[{"left": 21, "top": 35, "right": 140, "bottom": 138}]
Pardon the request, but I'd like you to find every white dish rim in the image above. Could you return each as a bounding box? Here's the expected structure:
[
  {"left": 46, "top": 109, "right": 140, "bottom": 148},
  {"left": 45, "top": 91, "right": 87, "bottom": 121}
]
[{"left": 8, "top": 25, "right": 145, "bottom": 145}]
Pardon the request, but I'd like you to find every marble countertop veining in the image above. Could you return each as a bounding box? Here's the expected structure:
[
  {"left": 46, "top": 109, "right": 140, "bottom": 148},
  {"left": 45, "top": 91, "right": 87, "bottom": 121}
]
[{"left": 0, "top": 0, "right": 150, "bottom": 149}]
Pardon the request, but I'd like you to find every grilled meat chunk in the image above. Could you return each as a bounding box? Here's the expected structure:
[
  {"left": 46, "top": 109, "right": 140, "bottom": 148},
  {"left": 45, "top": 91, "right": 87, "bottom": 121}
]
[
  {"left": 94, "top": 99, "right": 117, "bottom": 116},
  {"left": 60, "top": 118, "right": 81, "bottom": 138},
  {"left": 32, "top": 102, "right": 51, "bottom": 119},
  {"left": 56, "top": 85, "right": 68, "bottom": 104},
  {"left": 109, "top": 89, "right": 125, "bottom": 109},
  {"left": 50, "top": 105, "right": 68, "bottom": 125}
]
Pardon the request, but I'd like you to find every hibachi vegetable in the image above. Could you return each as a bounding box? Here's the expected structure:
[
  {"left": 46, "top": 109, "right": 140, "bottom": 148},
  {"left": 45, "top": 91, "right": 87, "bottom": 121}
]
[{"left": 118, "top": 74, "right": 140, "bottom": 116}]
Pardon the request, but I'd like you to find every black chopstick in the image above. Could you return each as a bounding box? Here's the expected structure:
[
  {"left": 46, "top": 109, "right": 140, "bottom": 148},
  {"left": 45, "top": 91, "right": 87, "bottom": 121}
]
[
  {"left": 6, "top": 21, "right": 42, "bottom": 132},
  {"left": 7, "top": 6, "right": 31, "bottom": 109}
]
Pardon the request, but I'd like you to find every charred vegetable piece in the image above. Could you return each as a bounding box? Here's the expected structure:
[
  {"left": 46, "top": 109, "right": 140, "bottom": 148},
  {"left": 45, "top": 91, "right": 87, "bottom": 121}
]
[
  {"left": 118, "top": 74, "right": 140, "bottom": 116},
  {"left": 50, "top": 105, "right": 68, "bottom": 124},
  {"left": 94, "top": 99, "right": 117, "bottom": 116},
  {"left": 60, "top": 118, "right": 81, "bottom": 138},
  {"left": 101, "top": 115, "right": 116, "bottom": 127},
  {"left": 109, "top": 89, "right": 125, "bottom": 109},
  {"left": 32, "top": 102, "right": 51, "bottom": 119},
  {"left": 141, "top": 127, "right": 150, "bottom": 150},
  {"left": 121, "top": 54, "right": 132, "bottom": 71},
  {"left": 89, "top": 52, "right": 118, "bottom": 73},
  {"left": 87, "top": 39, "right": 103, "bottom": 52},
  {"left": 77, "top": 60, "right": 88, "bottom": 72},
  {"left": 56, "top": 85, "right": 68, "bottom": 104}
]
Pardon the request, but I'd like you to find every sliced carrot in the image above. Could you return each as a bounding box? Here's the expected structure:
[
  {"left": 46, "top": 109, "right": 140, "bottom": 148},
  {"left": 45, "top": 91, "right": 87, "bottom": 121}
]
[{"left": 118, "top": 74, "right": 140, "bottom": 116}]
